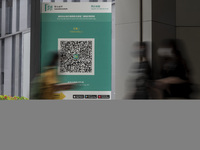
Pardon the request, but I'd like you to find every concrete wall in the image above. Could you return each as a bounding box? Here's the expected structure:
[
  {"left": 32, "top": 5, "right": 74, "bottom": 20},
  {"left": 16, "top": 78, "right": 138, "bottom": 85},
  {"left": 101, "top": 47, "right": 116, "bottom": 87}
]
[
  {"left": 176, "top": 0, "right": 200, "bottom": 27},
  {"left": 115, "top": 0, "right": 152, "bottom": 99},
  {"left": 176, "top": 0, "right": 200, "bottom": 98}
]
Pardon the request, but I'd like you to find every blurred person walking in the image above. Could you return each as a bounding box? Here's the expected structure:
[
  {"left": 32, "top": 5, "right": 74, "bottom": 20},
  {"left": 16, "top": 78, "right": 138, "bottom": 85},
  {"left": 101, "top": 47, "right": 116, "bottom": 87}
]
[
  {"left": 30, "top": 52, "right": 74, "bottom": 100},
  {"left": 30, "top": 52, "right": 59, "bottom": 99},
  {"left": 131, "top": 42, "right": 153, "bottom": 99},
  {"left": 40, "top": 53, "right": 60, "bottom": 99},
  {"left": 153, "top": 39, "right": 193, "bottom": 99}
]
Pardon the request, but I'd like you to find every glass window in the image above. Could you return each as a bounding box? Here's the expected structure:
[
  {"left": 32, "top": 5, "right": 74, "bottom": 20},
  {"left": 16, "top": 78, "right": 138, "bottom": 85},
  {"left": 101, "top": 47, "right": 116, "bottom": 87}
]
[
  {"left": 6, "top": 0, "right": 12, "bottom": 34},
  {"left": 16, "top": 0, "right": 20, "bottom": 31},
  {"left": 28, "top": 0, "right": 31, "bottom": 28}
]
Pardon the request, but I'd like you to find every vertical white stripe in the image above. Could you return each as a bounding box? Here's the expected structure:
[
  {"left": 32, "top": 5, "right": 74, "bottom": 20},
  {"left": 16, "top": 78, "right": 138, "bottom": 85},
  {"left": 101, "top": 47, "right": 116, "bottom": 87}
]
[
  {"left": 21, "top": 32, "right": 30, "bottom": 98},
  {"left": 1, "top": 0, "right": 6, "bottom": 36},
  {"left": 14, "top": 34, "right": 20, "bottom": 96},
  {"left": 12, "top": 0, "right": 17, "bottom": 33},
  {"left": 19, "top": 0, "right": 28, "bottom": 30},
  {"left": 4, "top": 37, "right": 12, "bottom": 96}
]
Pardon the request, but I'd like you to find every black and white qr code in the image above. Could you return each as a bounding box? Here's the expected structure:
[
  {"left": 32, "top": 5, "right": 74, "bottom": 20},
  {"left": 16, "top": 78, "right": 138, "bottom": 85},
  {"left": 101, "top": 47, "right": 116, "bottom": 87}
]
[{"left": 58, "top": 38, "right": 95, "bottom": 75}]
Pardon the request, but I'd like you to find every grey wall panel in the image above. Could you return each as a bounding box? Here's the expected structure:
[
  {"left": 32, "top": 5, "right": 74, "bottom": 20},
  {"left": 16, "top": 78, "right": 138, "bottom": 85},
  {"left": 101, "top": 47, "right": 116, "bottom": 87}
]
[
  {"left": 21, "top": 31, "right": 30, "bottom": 98},
  {"left": 143, "top": 21, "right": 152, "bottom": 65},
  {"left": 152, "top": 22, "right": 176, "bottom": 78},
  {"left": 115, "top": 0, "right": 141, "bottom": 99},
  {"left": 4, "top": 37, "right": 12, "bottom": 96},
  {"left": 176, "top": 0, "right": 200, "bottom": 26},
  {"left": 152, "top": 0, "right": 176, "bottom": 26},
  {"left": 19, "top": 0, "right": 28, "bottom": 30},
  {"left": 116, "top": 0, "right": 140, "bottom": 25},
  {"left": 14, "top": 34, "right": 20, "bottom": 96},
  {"left": 115, "top": 0, "right": 154, "bottom": 99},
  {"left": 177, "top": 27, "right": 200, "bottom": 98},
  {"left": 115, "top": 23, "right": 140, "bottom": 99},
  {"left": 143, "top": 0, "right": 152, "bottom": 21}
]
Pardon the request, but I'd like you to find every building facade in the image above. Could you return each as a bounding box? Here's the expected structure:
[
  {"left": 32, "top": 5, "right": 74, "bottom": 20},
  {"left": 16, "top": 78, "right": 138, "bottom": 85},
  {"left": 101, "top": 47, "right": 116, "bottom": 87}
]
[{"left": 0, "top": 0, "right": 31, "bottom": 98}]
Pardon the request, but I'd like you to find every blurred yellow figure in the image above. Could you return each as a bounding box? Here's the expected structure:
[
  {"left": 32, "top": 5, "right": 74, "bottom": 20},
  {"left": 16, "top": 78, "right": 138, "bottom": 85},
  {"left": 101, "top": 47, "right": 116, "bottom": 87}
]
[
  {"left": 30, "top": 52, "right": 75, "bottom": 100},
  {"left": 30, "top": 52, "right": 59, "bottom": 100},
  {"left": 41, "top": 66, "right": 58, "bottom": 99}
]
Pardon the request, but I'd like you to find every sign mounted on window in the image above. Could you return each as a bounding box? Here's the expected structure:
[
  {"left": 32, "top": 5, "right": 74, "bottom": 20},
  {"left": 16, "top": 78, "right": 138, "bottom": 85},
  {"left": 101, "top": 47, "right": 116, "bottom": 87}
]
[{"left": 41, "top": 2, "right": 112, "bottom": 100}]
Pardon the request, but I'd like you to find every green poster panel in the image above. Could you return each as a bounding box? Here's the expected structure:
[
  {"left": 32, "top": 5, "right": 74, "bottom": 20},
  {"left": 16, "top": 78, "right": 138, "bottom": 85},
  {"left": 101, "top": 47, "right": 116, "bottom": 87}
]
[{"left": 41, "top": 2, "right": 112, "bottom": 99}]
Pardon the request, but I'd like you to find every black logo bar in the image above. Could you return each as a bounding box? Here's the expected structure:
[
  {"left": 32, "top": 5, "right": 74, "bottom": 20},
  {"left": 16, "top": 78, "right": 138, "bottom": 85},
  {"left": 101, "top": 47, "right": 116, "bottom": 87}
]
[{"left": 73, "top": 95, "right": 84, "bottom": 99}]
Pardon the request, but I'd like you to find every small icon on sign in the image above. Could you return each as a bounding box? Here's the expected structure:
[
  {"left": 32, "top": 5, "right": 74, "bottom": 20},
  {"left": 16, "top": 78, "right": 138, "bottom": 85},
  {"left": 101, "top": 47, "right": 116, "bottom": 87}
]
[
  {"left": 85, "top": 95, "right": 97, "bottom": 99},
  {"left": 98, "top": 95, "right": 110, "bottom": 99},
  {"left": 73, "top": 95, "right": 84, "bottom": 99}
]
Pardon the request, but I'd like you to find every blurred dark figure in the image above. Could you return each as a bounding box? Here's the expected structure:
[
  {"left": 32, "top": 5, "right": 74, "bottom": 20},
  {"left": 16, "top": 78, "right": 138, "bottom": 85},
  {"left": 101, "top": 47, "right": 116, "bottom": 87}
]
[
  {"left": 131, "top": 42, "right": 152, "bottom": 99},
  {"left": 154, "top": 39, "right": 193, "bottom": 99}
]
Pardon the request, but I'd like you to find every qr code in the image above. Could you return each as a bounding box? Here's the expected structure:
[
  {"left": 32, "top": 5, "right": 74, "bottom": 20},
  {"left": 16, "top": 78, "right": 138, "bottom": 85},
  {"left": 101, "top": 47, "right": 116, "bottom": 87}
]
[{"left": 58, "top": 38, "right": 95, "bottom": 75}]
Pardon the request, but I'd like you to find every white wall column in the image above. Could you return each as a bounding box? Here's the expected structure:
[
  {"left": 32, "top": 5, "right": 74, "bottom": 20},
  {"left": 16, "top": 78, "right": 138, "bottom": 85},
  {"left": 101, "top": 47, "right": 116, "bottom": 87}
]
[
  {"left": 19, "top": 0, "right": 28, "bottom": 30},
  {"left": 4, "top": 37, "right": 12, "bottom": 96}
]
